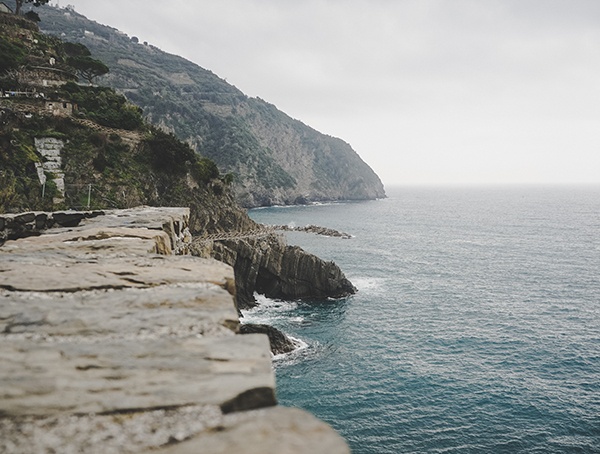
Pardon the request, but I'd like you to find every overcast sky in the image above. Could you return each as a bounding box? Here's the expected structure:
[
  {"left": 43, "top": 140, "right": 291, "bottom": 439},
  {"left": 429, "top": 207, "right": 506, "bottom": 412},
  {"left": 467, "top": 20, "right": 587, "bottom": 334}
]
[{"left": 59, "top": 0, "right": 600, "bottom": 187}]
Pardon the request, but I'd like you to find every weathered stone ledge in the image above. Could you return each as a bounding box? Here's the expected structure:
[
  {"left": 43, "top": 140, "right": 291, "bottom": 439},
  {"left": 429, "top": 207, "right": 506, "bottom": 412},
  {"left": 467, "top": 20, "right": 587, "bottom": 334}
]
[
  {"left": 0, "top": 206, "right": 192, "bottom": 254},
  {"left": 0, "top": 207, "right": 349, "bottom": 453}
]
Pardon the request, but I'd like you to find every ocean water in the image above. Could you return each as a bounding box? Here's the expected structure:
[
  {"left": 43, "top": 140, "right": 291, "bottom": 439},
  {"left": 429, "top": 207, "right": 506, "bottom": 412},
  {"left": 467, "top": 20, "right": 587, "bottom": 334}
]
[{"left": 246, "top": 186, "right": 600, "bottom": 454}]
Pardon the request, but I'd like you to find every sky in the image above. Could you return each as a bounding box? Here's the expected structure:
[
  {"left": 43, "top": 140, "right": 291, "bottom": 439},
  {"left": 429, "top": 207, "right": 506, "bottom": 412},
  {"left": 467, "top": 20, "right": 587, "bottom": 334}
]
[{"left": 56, "top": 0, "right": 600, "bottom": 187}]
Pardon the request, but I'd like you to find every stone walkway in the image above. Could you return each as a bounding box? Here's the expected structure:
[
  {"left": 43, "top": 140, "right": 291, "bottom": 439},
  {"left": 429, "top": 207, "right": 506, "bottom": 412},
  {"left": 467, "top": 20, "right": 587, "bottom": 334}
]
[{"left": 0, "top": 207, "right": 349, "bottom": 453}]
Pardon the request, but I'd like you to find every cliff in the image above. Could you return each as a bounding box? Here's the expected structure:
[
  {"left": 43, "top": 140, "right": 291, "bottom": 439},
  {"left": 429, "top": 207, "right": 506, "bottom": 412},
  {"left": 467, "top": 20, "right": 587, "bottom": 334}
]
[
  {"left": 193, "top": 233, "right": 356, "bottom": 310},
  {"left": 0, "top": 15, "right": 356, "bottom": 450},
  {"left": 0, "top": 9, "right": 356, "bottom": 309},
  {"left": 35, "top": 4, "right": 386, "bottom": 207},
  {"left": 0, "top": 207, "right": 349, "bottom": 453}
]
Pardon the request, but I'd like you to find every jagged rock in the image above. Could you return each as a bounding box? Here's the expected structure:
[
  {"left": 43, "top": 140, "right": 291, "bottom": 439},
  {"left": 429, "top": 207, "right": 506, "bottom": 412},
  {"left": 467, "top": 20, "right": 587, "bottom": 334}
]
[
  {"left": 0, "top": 210, "right": 109, "bottom": 245},
  {"left": 193, "top": 233, "right": 355, "bottom": 310},
  {"left": 34, "top": 212, "right": 47, "bottom": 229},
  {"left": 274, "top": 224, "right": 353, "bottom": 239},
  {"left": 240, "top": 323, "right": 299, "bottom": 355},
  {"left": 14, "top": 212, "right": 36, "bottom": 224}
]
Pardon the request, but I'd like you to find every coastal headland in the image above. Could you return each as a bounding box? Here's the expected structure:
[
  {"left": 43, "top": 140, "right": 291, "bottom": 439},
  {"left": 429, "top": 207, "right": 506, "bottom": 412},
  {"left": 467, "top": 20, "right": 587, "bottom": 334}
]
[{"left": 0, "top": 207, "right": 349, "bottom": 453}]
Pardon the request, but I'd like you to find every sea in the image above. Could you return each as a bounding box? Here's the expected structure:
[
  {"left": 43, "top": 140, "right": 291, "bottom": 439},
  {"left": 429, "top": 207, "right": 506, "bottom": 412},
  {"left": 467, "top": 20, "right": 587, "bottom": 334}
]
[{"left": 246, "top": 185, "right": 600, "bottom": 454}]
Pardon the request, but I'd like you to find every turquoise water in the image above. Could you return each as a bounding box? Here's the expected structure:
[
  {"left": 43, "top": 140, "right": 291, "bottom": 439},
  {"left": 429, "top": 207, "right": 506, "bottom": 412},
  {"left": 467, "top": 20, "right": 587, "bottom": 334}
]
[{"left": 247, "top": 186, "right": 600, "bottom": 453}]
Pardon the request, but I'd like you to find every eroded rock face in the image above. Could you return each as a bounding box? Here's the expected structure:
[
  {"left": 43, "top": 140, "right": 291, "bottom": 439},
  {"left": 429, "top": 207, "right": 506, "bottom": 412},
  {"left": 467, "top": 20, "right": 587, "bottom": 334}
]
[{"left": 193, "top": 233, "right": 356, "bottom": 310}]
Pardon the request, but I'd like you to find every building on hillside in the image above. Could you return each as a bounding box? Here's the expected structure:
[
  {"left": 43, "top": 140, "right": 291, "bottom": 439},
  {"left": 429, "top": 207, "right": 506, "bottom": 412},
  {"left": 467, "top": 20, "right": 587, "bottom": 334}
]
[
  {"left": 45, "top": 100, "right": 73, "bottom": 116},
  {"left": 0, "top": 2, "right": 13, "bottom": 14}
]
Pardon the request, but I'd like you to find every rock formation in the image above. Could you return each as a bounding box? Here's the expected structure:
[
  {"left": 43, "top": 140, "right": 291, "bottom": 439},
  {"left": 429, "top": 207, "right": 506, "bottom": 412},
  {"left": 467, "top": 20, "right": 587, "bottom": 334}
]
[
  {"left": 274, "top": 223, "right": 354, "bottom": 239},
  {"left": 240, "top": 323, "right": 301, "bottom": 355},
  {"left": 0, "top": 206, "right": 349, "bottom": 453},
  {"left": 193, "top": 233, "right": 356, "bottom": 311}
]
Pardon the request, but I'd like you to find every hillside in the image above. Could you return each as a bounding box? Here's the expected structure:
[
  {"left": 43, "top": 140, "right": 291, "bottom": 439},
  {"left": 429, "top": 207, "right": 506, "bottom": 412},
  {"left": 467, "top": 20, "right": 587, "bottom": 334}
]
[
  {"left": 0, "top": 9, "right": 355, "bottom": 309},
  {"left": 34, "top": 4, "right": 386, "bottom": 207},
  {"left": 0, "top": 9, "right": 252, "bottom": 234}
]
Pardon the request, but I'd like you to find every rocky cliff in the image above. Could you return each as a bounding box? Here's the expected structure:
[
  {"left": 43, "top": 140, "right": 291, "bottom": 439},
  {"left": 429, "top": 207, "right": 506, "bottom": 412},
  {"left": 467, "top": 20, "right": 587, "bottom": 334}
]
[
  {"left": 1, "top": 5, "right": 355, "bottom": 311},
  {"left": 1, "top": 14, "right": 355, "bottom": 451},
  {"left": 35, "top": 4, "right": 386, "bottom": 207},
  {"left": 0, "top": 207, "right": 349, "bottom": 453},
  {"left": 193, "top": 233, "right": 356, "bottom": 310}
]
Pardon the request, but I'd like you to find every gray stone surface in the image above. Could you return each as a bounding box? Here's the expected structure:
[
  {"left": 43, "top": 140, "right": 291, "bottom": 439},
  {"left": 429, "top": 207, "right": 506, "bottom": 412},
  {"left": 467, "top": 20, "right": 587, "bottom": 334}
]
[
  {"left": 0, "top": 284, "right": 237, "bottom": 339},
  {"left": 154, "top": 407, "right": 350, "bottom": 454},
  {"left": 0, "top": 235, "right": 234, "bottom": 292},
  {"left": 0, "top": 206, "right": 191, "bottom": 253},
  {"left": 0, "top": 207, "right": 349, "bottom": 452},
  {"left": 1, "top": 334, "right": 274, "bottom": 416}
]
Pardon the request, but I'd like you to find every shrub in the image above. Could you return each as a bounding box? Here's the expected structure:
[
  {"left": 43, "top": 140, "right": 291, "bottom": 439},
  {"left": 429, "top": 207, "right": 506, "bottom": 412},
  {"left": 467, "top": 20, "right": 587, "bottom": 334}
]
[
  {"left": 193, "top": 157, "right": 219, "bottom": 183},
  {"left": 141, "top": 127, "right": 196, "bottom": 174}
]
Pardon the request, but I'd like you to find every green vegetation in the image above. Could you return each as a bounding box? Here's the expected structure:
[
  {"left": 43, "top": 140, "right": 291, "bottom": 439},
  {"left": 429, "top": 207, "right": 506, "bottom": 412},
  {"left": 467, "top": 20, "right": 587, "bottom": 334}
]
[
  {"left": 33, "top": 3, "right": 385, "bottom": 207},
  {"left": 140, "top": 126, "right": 195, "bottom": 174},
  {"left": 0, "top": 120, "right": 59, "bottom": 212},
  {"left": 62, "top": 42, "right": 109, "bottom": 85},
  {"left": 0, "top": 36, "right": 26, "bottom": 74},
  {"left": 33, "top": 8, "right": 299, "bottom": 200},
  {"left": 0, "top": 105, "right": 226, "bottom": 213},
  {"left": 61, "top": 82, "right": 143, "bottom": 130},
  {"left": 67, "top": 55, "right": 109, "bottom": 85},
  {"left": 0, "top": 13, "right": 228, "bottom": 220}
]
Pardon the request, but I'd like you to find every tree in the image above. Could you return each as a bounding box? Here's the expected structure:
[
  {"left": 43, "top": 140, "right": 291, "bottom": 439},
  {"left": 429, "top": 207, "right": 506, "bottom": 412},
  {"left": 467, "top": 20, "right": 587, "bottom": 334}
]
[
  {"left": 24, "top": 11, "right": 41, "bottom": 22},
  {"left": 67, "top": 56, "right": 109, "bottom": 85},
  {"left": 63, "top": 42, "right": 91, "bottom": 58},
  {"left": 14, "top": 0, "right": 50, "bottom": 15}
]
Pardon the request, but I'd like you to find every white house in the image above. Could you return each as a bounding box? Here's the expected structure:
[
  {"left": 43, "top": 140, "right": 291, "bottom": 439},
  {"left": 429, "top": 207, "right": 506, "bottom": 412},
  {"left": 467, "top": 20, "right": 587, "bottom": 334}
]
[{"left": 0, "top": 2, "right": 13, "bottom": 14}]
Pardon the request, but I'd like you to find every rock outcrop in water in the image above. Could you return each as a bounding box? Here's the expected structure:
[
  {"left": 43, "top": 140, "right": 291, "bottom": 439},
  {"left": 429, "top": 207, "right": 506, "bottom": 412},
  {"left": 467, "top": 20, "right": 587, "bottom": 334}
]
[
  {"left": 274, "top": 224, "right": 354, "bottom": 239},
  {"left": 240, "top": 323, "right": 300, "bottom": 355},
  {"left": 193, "top": 233, "right": 356, "bottom": 310}
]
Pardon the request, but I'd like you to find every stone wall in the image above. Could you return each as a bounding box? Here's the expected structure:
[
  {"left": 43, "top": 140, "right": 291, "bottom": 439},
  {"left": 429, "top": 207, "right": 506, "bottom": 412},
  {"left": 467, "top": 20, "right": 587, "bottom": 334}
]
[{"left": 0, "top": 207, "right": 349, "bottom": 453}]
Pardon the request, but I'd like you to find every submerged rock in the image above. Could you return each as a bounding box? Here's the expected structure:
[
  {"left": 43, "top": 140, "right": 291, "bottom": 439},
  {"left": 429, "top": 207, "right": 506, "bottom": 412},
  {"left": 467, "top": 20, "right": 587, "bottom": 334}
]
[{"left": 240, "top": 323, "right": 299, "bottom": 355}]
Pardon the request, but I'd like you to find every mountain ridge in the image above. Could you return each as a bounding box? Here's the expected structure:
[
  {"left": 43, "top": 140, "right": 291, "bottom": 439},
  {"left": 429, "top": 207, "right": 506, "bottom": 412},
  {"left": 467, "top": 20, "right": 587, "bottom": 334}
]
[{"left": 35, "top": 3, "right": 386, "bottom": 207}]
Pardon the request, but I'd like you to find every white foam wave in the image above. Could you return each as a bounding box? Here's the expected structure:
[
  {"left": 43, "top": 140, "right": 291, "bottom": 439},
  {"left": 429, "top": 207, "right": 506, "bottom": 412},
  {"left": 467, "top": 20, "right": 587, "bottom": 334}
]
[
  {"left": 351, "top": 276, "right": 386, "bottom": 292},
  {"left": 273, "top": 335, "right": 309, "bottom": 361},
  {"left": 241, "top": 294, "right": 302, "bottom": 324}
]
